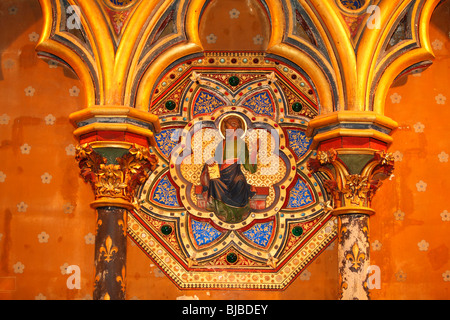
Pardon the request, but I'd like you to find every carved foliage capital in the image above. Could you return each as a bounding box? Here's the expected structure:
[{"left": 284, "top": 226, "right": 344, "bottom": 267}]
[
  {"left": 307, "top": 149, "right": 394, "bottom": 211},
  {"left": 75, "top": 143, "right": 157, "bottom": 207}
]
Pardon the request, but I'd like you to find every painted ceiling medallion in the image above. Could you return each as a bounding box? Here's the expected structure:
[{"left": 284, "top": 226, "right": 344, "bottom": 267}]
[{"left": 128, "top": 52, "right": 336, "bottom": 289}]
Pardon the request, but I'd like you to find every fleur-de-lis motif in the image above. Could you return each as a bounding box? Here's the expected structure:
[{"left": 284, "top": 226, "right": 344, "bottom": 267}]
[
  {"left": 340, "top": 226, "right": 348, "bottom": 238},
  {"left": 99, "top": 236, "right": 118, "bottom": 263},
  {"left": 96, "top": 219, "right": 102, "bottom": 235},
  {"left": 116, "top": 266, "right": 126, "bottom": 293},
  {"left": 340, "top": 281, "right": 348, "bottom": 299},
  {"left": 118, "top": 211, "right": 127, "bottom": 237},
  {"left": 346, "top": 243, "right": 366, "bottom": 271},
  {"left": 362, "top": 225, "right": 369, "bottom": 236}
]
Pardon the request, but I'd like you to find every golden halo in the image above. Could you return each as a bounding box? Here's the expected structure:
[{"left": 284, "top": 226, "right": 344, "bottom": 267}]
[{"left": 218, "top": 113, "right": 247, "bottom": 139}]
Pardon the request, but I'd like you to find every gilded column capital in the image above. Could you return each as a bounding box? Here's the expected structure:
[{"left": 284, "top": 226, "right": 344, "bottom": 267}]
[
  {"left": 75, "top": 143, "right": 157, "bottom": 210},
  {"left": 307, "top": 149, "right": 394, "bottom": 216}
]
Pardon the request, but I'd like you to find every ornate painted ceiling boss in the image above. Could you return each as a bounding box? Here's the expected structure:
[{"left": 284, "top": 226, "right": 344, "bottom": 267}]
[{"left": 133, "top": 51, "right": 336, "bottom": 290}]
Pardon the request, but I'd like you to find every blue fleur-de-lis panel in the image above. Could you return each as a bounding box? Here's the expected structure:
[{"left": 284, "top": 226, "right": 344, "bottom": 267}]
[
  {"left": 192, "top": 90, "right": 226, "bottom": 116},
  {"left": 190, "top": 219, "right": 223, "bottom": 247},
  {"left": 241, "top": 91, "right": 274, "bottom": 117},
  {"left": 286, "top": 177, "right": 314, "bottom": 209},
  {"left": 154, "top": 127, "right": 182, "bottom": 159},
  {"left": 286, "top": 129, "right": 312, "bottom": 159},
  {"left": 241, "top": 221, "right": 274, "bottom": 248},
  {"left": 151, "top": 174, "right": 181, "bottom": 208}
]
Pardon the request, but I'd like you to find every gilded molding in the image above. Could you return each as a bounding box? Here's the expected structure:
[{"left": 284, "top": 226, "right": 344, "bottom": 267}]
[
  {"left": 69, "top": 105, "right": 161, "bottom": 147},
  {"left": 306, "top": 111, "right": 399, "bottom": 149}
]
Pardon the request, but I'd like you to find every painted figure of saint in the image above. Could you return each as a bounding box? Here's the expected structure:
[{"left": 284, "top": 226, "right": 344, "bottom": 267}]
[{"left": 200, "top": 114, "right": 258, "bottom": 223}]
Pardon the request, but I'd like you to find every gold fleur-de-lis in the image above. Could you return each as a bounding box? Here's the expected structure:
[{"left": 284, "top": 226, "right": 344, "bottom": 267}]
[
  {"left": 118, "top": 211, "right": 127, "bottom": 237},
  {"left": 346, "top": 243, "right": 366, "bottom": 271},
  {"left": 96, "top": 219, "right": 102, "bottom": 235},
  {"left": 362, "top": 225, "right": 369, "bottom": 236},
  {"left": 116, "top": 266, "right": 126, "bottom": 293},
  {"left": 99, "top": 236, "right": 118, "bottom": 263},
  {"left": 340, "top": 226, "right": 348, "bottom": 238}
]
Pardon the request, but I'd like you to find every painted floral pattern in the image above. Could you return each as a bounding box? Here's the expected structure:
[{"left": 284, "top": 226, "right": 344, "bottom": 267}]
[
  {"left": 151, "top": 175, "right": 180, "bottom": 207},
  {"left": 242, "top": 221, "right": 273, "bottom": 247},
  {"left": 286, "top": 179, "right": 314, "bottom": 209},
  {"left": 241, "top": 91, "right": 273, "bottom": 117},
  {"left": 190, "top": 219, "right": 222, "bottom": 246},
  {"left": 192, "top": 90, "right": 225, "bottom": 116}
]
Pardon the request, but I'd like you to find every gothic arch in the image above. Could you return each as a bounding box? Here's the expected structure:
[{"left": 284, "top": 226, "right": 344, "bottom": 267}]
[{"left": 134, "top": 0, "right": 336, "bottom": 114}]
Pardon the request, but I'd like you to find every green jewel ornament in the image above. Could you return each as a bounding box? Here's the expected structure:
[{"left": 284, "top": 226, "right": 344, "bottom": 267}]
[
  {"left": 228, "top": 76, "right": 240, "bottom": 87},
  {"left": 291, "top": 102, "right": 303, "bottom": 112},
  {"left": 165, "top": 100, "right": 176, "bottom": 110},
  {"left": 292, "top": 226, "right": 303, "bottom": 237},
  {"left": 226, "top": 252, "right": 238, "bottom": 264},
  {"left": 161, "top": 225, "right": 173, "bottom": 235}
]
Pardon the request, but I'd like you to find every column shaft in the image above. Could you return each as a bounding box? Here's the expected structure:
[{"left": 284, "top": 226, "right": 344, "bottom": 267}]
[
  {"left": 94, "top": 206, "right": 127, "bottom": 300},
  {"left": 337, "top": 214, "right": 370, "bottom": 300}
]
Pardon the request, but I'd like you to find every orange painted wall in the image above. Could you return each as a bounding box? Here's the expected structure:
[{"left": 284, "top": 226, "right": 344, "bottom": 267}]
[
  {"left": 0, "top": 0, "right": 448, "bottom": 300},
  {"left": 370, "top": 1, "right": 450, "bottom": 300}
]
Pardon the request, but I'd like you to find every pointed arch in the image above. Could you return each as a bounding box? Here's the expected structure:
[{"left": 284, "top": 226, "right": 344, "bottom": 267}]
[
  {"left": 134, "top": 0, "right": 336, "bottom": 114},
  {"left": 371, "top": 0, "right": 439, "bottom": 114}
]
